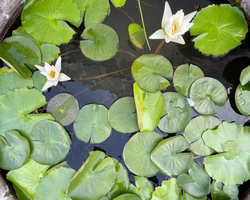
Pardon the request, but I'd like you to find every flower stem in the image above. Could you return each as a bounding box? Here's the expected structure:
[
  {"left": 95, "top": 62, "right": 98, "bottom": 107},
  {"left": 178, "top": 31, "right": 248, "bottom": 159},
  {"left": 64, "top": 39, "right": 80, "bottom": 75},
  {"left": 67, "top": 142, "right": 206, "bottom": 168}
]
[{"left": 154, "top": 39, "right": 165, "bottom": 54}]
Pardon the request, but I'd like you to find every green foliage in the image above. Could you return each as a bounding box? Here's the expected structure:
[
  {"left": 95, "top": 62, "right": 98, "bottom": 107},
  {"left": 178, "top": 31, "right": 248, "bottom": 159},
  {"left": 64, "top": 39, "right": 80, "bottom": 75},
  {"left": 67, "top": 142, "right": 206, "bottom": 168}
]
[
  {"left": 32, "top": 71, "right": 47, "bottom": 91},
  {"left": 113, "top": 194, "right": 141, "bottom": 200},
  {"left": 110, "top": 0, "right": 126, "bottom": 7},
  {"left": 235, "top": 83, "right": 250, "bottom": 115},
  {"left": 211, "top": 181, "right": 239, "bottom": 200},
  {"left": 240, "top": 65, "right": 250, "bottom": 85},
  {"left": 128, "top": 23, "right": 145, "bottom": 49}
]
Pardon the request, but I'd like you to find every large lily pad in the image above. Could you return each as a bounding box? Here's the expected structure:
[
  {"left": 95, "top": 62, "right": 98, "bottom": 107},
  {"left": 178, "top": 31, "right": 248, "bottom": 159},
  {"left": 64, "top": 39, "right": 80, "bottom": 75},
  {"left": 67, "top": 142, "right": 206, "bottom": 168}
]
[
  {"left": 151, "top": 135, "right": 193, "bottom": 176},
  {"left": 190, "top": 4, "right": 248, "bottom": 56},
  {"left": 74, "top": 104, "right": 112, "bottom": 144},
  {"left": 158, "top": 92, "right": 191, "bottom": 133},
  {"left": 203, "top": 121, "right": 250, "bottom": 185},
  {"left": 128, "top": 23, "right": 145, "bottom": 49},
  {"left": 131, "top": 54, "right": 173, "bottom": 93},
  {"left": 189, "top": 77, "right": 228, "bottom": 115},
  {"left": 13, "top": 184, "right": 33, "bottom": 200},
  {"left": 21, "top": 0, "right": 80, "bottom": 45},
  {"left": 182, "top": 192, "right": 207, "bottom": 200},
  {"left": 235, "top": 83, "right": 250, "bottom": 116},
  {"left": 80, "top": 23, "right": 119, "bottom": 61},
  {"left": 211, "top": 181, "right": 239, "bottom": 200},
  {"left": 123, "top": 131, "right": 162, "bottom": 177},
  {"left": 29, "top": 120, "right": 71, "bottom": 165},
  {"left": 113, "top": 194, "right": 141, "bottom": 200}
]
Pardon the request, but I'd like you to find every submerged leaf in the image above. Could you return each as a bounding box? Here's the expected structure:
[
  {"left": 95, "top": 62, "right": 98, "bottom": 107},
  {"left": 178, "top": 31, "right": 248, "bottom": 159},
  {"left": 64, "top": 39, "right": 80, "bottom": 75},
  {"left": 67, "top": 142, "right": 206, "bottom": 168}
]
[{"left": 128, "top": 23, "right": 145, "bottom": 49}]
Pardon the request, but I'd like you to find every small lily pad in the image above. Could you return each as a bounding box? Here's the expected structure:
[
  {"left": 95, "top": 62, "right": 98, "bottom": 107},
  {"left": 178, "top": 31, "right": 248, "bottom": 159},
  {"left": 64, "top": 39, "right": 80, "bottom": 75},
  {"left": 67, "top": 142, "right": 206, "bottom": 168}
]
[
  {"left": 29, "top": 120, "right": 71, "bottom": 165},
  {"left": 128, "top": 23, "right": 145, "bottom": 49},
  {"left": 235, "top": 83, "right": 250, "bottom": 116},
  {"left": 182, "top": 192, "right": 207, "bottom": 200},
  {"left": 123, "top": 131, "right": 163, "bottom": 177},
  {"left": 110, "top": 0, "right": 126, "bottom": 7},
  {"left": 189, "top": 77, "right": 228, "bottom": 115},
  {"left": 80, "top": 23, "right": 119, "bottom": 61},
  {"left": 211, "top": 181, "right": 239, "bottom": 200},
  {"left": 240, "top": 65, "right": 250, "bottom": 86},
  {"left": 0, "top": 67, "right": 13, "bottom": 74},
  {"left": 113, "top": 194, "right": 141, "bottom": 200},
  {"left": 132, "top": 54, "right": 173, "bottom": 93},
  {"left": 108, "top": 97, "right": 139, "bottom": 134},
  {"left": 32, "top": 71, "right": 47, "bottom": 92},
  {"left": 74, "top": 104, "right": 112, "bottom": 144}
]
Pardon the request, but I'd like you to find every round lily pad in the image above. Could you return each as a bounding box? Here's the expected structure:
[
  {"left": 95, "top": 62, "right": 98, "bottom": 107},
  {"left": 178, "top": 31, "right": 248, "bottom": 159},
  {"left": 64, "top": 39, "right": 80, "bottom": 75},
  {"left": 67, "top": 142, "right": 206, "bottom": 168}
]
[
  {"left": 128, "top": 23, "right": 145, "bottom": 49},
  {"left": 80, "top": 23, "right": 119, "bottom": 61},
  {"left": 113, "top": 194, "right": 140, "bottom": 200},
  {"left": 151, "top": 135, "right": 194, "bottom": 176},
  {"left": 74, "top": 104, "right": 112, "bottom": 144},
  {"left": 235, "top": 83, "right": 250, "bottom": 116},
  {"left": 158, "top": 92, "right": 191, "bottom": 133},
  {"left": 110, "top": 0, "right": 126, "bottom": 8},
  {"left": 131, "top": 54, "right": 173, "bottom": 93},
  {"left": 30, "top": 120, "right": 71, "bottom": 165},
  {"left": 108, "top": 97, "right": 139, "bottom": 134},
  {"left": 189, "top": 77, "right": 228, "bottom": 115},
  {"left": 123, "top": 131, "right": 163, "bottom": 177},
  {"left": 190, "top": 4, "right": 248, "bottom": 56},
  {"left": 47, "top": 93, "right": 79, "bottom": 126},
  {"left": 173, "top": 64, "right": 204, "bottom": 97}
]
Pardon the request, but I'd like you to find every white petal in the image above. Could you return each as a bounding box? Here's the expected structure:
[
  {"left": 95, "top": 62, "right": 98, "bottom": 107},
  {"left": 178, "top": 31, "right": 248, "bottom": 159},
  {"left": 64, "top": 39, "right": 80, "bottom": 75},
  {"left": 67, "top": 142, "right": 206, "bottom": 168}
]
[
  {"left": 170, "top": 35, "right": 185, "bottom": 44},
  {"left": 58, "top": 73, "right": 71, "bottom": 82},
  {"left": 183, "top": 11, "right": 197, "bottom": 23},
  {"left": 55, "top": 56, "right": 61, "bottom": 72},
  {"left": 40, "top": 71, "right": 49, "bottom": 77},
  {"left": 35, "top": 65, "right": 46, "bottom": 72},
  {"left": 149, "top": 29, "right": 165, "bottom": 39},
  {"left": 42, "top": 80, "right": 57, "bottom": 91},
  {"left": 44, "top": 62, "right": 52, "bottom": 73},
  {"left": 165, "top": 35, "right": 172, "bottom": 43},
  {"left": 186, "top": 98, "right": 194, "bottom": 107},
  {"left": 178, "top": 22, "right": 193, "bottom": 35},
  {"left": 161, "top": 1, "right": 172, "bottom": 28},
  {"left": 172, "top": 10, "right": 184, "bottom": 26}
]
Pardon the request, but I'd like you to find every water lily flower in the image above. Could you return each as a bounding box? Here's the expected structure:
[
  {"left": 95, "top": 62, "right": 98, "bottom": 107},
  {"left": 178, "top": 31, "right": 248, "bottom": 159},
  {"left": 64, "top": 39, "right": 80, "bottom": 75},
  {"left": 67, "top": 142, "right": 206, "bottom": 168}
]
[
  {"left": 35, "top": 56, "right": 71, "bottom": 91},
  {"left": 149, "top": 1, "right": 197, "bottom": 44}
]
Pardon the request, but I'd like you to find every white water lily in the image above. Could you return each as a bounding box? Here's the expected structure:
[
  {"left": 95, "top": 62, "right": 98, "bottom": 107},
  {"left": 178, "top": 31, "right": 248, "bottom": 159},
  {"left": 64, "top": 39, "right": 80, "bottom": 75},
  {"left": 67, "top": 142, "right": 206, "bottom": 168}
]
[
  {"left": 149, "top": 1, "right": 197, "bottom": 44},
  {"left": 35, "top": 56, "right": 71, "bottom": 91}
]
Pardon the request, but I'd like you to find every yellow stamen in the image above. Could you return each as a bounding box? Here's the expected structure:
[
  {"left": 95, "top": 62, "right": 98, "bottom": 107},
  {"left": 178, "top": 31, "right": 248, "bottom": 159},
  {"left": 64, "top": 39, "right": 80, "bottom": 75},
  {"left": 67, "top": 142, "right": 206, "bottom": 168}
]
[
  {"left": 50, "top": 70, "right": 56, "bottom": 78},
  {"left": 171, "top": 23, "right": 179, "bottom": 35}
]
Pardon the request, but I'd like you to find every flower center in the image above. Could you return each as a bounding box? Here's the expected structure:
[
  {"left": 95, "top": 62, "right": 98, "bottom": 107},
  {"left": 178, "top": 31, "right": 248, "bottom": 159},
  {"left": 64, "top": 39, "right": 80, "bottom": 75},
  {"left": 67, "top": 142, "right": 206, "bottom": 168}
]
[
  {"left": 171, "top": 23, "right": 179, "bottom": 35},
  {"left": 49, "top": 70, "right": 56, "bottom": 79}
]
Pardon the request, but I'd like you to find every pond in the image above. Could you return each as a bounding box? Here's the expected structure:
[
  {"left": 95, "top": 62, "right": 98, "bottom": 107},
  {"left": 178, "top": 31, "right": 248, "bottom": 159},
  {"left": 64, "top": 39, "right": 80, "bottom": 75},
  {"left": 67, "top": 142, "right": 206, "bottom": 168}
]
[{"left": 1, "top": 0, "right": 250, "bottom": 199}]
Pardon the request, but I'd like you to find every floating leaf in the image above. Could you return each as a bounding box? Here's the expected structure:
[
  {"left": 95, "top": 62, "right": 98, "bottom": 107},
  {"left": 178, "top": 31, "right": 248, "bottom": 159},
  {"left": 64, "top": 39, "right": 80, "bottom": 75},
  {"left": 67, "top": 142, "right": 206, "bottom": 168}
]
[
  {"left": 47, "top": 93, "right": 79, "bottom": 126},
  {"left": 128, "top": 23, "right": 145, "bottom": 49},
  {"left": 134, "top": 83, "right": 164, "bottom": 132},
  {"left": 173, "top": 64, "right": 204, "bottom": 96},
  {"left": 123, "top": 132, "right": 162, "bottom": 177},
  {"left": 71, "top": 0, "right": 88, "bottom": 27},
  {"left": 0, "top": 67, "right": 13, "bottom": 75},
  {"left": 108, "top": 97, "right": 139, "bottom": 134},
  {"left": 80, "top": 23, "right": 119, "bottom": 61},
  {"left": 29, "top": 120, "right": 71, "bottom": 165},
  {"left": 13, "top": 184, "right": 33, "bottom": 200},
  {"left": 0, "top": 130, "right": 30, "bottom": 170},
  {"left": 240, "top": 65, "right": 250, "bottom": 86},
  {"left": 21, "top": 0, "right": 80, "bottom": 45},
  {"left": 151, "top": 135, "right": 193, "bottom": 176},
  {"left": 74, "top": 104, "right": 111, "bottom": 144},
  {"left": 110, "top": 0, "right": 126, "bottom": 7},
  {"left": 32, "top": 71, "right": 47, "bottom": 92},
  {"left": 113, "top": 194, "right": 140, "bottom": 200},
  {"left": 158, "top": 92, "right": 191, "bottom": 133},
  {"left": 189, "top": 77, "right": 227, "bottom": 115},
  {"left": 190, "top": 4, "right": 248, "bottom": 56},
  {"left": 184, "top": 116, "right": 221, "bottom": 156},
  {"left": 132, "top": 54, "right": 173, "bottom": 93},
  {"left": 235, "top": 83, "right": 250, "bottom": 115},
  {"left": 211, "top": 181, "right": 239, "bottom": 200},
  {"left": 182, "top": 192, "right": 207, "bottom": 200},
  {"left": 203, "top": 122, "right": 250, "bottom": 185}
]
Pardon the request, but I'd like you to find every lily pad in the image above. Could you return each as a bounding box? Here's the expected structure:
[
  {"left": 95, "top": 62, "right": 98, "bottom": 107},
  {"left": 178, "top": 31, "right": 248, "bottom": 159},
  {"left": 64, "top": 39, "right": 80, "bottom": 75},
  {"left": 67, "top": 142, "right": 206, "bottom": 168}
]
[
  {"left": 151, "top": 135, "right": 193, "bottom": 176},
  {"left": 0, "top": 67, "right": 13, "bottom": 74},
  {"left": 128, "top": 23, "right": 145, "bottom": 49},
  {"left": 123, "top": 131, "right": 163, "bottom": 177},
  {"left": 113, "top": 194, "right": 141, "bottom": 200},
  {"left": 158, "top": 92, "right": 191, "bottom": 133},
  {"left": 29, "top": 120, "right": 71, "bottom": 165},
  {"left": 21, "top": 0, "right": 80, "bottom": 45},
  {"left": 182, "top": 192, "right": 207, "bottom": 200},
  {"left": 0, "top": 130, "right": 30, "bottom": 170},
  {"left": 235, "top": 83, "right": 250, "bottom": 116},
  {"left": 240, "top": 65, "right": 250, "bottom": 86},
  {"left": 80, "top": 23, "right": 119, "bottom": 61},
  {"left": 203, "top": 121, "right": 250, "bottom": 185},
  {"left": 134, "top": 83, "right": 164, "bottom": 132},
  {"left": 110, "top": 0, "right": 126, "bottom": 7},
  {"left": 173, "top": 64, "right": 204, "bottom": 97},
  {"left": 67, "top": 151, "right": 116, "bottom": 200},
  {"left": 184, "top": 116, "right": 221, "bottom": 156},
  {"left": 32, "top": 71, "right": 47, "bottom": 92},
  {"left": 13, "top": 184, "right": 33, "bottom": 200},
  {"left": 108, "top": 97, "right": 139, "bottom": 134},
  {"left": 190, "top": 4, "right": 248, "bottom": 56},
  {"left": 189, "top": 77, "right": 228, "bottom": 115},
  {"left": 177, "top": 162, "right": 211, "bottom": 198},
  {"left": 47, "top": 93, "right": 79, "bottom": 126},
  {"left": 74, "top": 104, "right": 112, "bottom": 144},
  {"left": 132, "top": 54, "right": 173, "bottom": 93},
  {"left": 35, "top": 167, "right": 75, "bottom": 200},
  {"left": 211, "top": 181, "right": 239, "bottom": 200}
]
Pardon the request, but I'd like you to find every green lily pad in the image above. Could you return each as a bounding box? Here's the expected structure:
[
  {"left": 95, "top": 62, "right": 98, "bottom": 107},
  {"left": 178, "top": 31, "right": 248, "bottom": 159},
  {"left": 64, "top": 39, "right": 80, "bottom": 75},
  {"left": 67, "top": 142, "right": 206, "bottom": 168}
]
[
  {"left": 21, "top": 0, "right": 80, "bottom": 45},
  {"left": 123, "top": 131, "right": 162, "bottom": 177},
  {"left": 134, "top": 83, "right": 164, "bottom": 132},
  {"left": 71, "top": 0, "right": 88, "bottom": 27},
  {"left": 113, "top": 194, "right": 141, "bottom": 200},
  {"left": 74, "top": 104, "right": 111, "bottom": 144},
  {"left": 177, "top": 162, "right": 211, "bottom": 198},
  {"left": 110, "top": 0, "right": 126, "bottom": 7},
  {"left": 0, "top": 67, "right": 13, "bottom": 74},
  {"left": 32, "top": 71, "right": 47, "bottom": 92},
  {"left": 240, "top": 65, "right": 250, "bottom": 86},
  {"left": 132, "top": 54, "right": 173, "bottom": 93},
  {"left": 0, "top": 130, "right": 30, "bottom": 170},
  {"left": 7, "top": 159, "right": 50, "bottom": 198},
  {"left": 35, "top": 167, "right": 75, "bottom": 200},
  {"left": 128, "top": 23, "right": 145, "bottom": 49},
  {"left": 158, "top": 92, "right": 191, "bottom": 133},
  {"left": 235, "top": 83, "right": 250, "bottom": 116},
  {"left": 184, "top": 116, "right": 221, "bottom": 156},
  {"left": 47, "top": 93, "right": 79, "bottom": 126},
  {"left": 189, "top": 77, "right": 228, "bottom": 115},
  {"left": 13, "top": 184, "right": 33, "bottom": 200},
  {"left": 152, "top": 179, "right": 181, "bottom": 200},
  {"left": 203, "top": 121, "right": 250, "bottom": 185},
  {"left": 190, "top": 4, "right": 248, "bottom": 56},
  {"left": 108, "top": 97, "right": 139, "bottom": 134},
  {"left": 80, "top": 23, "right": 119, "bottom": 61},
  {"left": 173, "top": 64, "right": 204, "bottom": 96},
  {"left": 211, "top": 181, "right": 239, "bottom": 200},
  {"left": 67, "top": 151, "right": 116, "bottom": 200},
  {"left": 182, "top": 192, "right": 207, "bottom": 200},
  {"left": 151, "top": 135, "right": 193, "bottom": 176},
  {"left": 0, "top": 88, "right": 53, "bottom": 139},
  {"left": 29, "top": 120, "right": 71, "bottom": 165}
]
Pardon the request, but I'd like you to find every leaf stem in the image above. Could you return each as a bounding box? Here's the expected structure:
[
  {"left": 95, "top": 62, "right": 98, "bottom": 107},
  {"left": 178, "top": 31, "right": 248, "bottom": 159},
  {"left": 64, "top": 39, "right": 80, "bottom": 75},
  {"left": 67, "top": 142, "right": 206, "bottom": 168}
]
[{"left": 154, "top": 39, "right": 165, "bottom": 54}]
